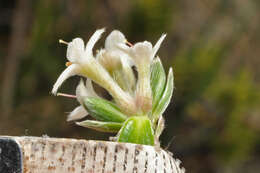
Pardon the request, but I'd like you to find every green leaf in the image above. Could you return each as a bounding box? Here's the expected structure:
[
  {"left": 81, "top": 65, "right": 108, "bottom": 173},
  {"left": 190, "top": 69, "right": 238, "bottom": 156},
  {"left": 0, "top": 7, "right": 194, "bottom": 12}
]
[
  {"left": 152, "top": 68, "right": 174, "bottom": 123},
  {"left": 150, "top": 58, "right": 166, "bottom": 111},
  {"left": 83, "top": 97, "right": 128, "bottom": 122},
  {"left": 76, "top": 120, "right": 122, "bottom": 133},
  {"left": 118, "top": 116, "right": 154, "bottom": 145}
]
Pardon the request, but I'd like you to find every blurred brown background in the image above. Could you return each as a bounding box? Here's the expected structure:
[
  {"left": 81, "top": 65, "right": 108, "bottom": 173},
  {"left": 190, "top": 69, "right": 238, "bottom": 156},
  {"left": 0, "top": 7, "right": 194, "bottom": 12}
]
[{"left": 0, "top": 0, "right": 260, "bottom": 172}]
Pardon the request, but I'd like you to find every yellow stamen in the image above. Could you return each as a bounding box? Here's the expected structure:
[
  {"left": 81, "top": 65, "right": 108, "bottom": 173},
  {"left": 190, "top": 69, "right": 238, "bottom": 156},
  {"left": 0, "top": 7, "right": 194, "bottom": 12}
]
[
  {"left": 59, "top": 39, "right": 69, "bottom": 45},
  {"left": 66, "top": 62, "right": 73, "bottom": 66}
]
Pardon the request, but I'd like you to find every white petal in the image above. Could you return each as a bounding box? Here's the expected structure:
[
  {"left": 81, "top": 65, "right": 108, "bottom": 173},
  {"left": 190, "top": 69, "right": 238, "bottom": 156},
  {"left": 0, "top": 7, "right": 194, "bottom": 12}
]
[
  {"left": 76, "top": 79, "right": 99, "bottom": 104},
  {"left": 104, "top": 30, "right": 135, "bottom": 66},
  {"left": 116, "top": 43, "right": 131, "bottom": 53},
  {"left": 134, "top": 41, "right": 153, "bottom": 51},
  {"left": 121, "top": 57, "right": 136, "bottom": 91},
  {"left": 117, "top": 42, "right": 153, "bottom": 65},
  {"left": 105, "top": 30, "right": 126, "bottom": 50},
  {"left": 151, "top": 34, "right": 166, "bottom": 60},
  {"left": 85, "top": 28, "right": 105, "bottom": 57},
  {"left": 67, "top": 38, "right": 85, "bottom": 62},
  {"left": 85, "top": 78, "right": 100, "bottom": 98},
  {"left": 67, "top": 106, "right": 88, "bottom": 121},
  {"left": 132, "top": 41, "right": 153, "bottom": 63},
  {"left": 116, "top": 43, "right": 134, "bottom": 61},
  {"left": 52, "top": 64, "right": 80, "bottom": 95},
  {"left": 121, "top": 54, "right": 134, "bottom": 68},
  {"left": 97, "top": 50, "right": 121, "bottom": 71},
  {"left": 76, "top": 79, "right": 88, "bottom": 103}
]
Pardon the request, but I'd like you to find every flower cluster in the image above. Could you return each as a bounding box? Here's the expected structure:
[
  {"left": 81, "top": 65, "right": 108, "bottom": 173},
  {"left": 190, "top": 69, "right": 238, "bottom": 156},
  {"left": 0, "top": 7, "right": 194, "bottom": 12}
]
[{"left": 52, "top": 29, "right": 173, "bottom": 146}]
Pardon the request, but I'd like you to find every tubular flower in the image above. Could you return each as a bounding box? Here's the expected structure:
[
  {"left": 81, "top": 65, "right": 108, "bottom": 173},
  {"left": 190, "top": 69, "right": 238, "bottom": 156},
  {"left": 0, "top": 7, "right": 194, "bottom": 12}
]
[
  {"left": 52, "top": 29, "right": 137, "bottom": 115},
  {"left": 118, "top": 34, "right": 166, "bottom": 113},
  {"left": 97, "top": 30, "right": 136, "bottom": 93},
  {"left": 52, "top": 28, "right": 106, "bottom": 95}
]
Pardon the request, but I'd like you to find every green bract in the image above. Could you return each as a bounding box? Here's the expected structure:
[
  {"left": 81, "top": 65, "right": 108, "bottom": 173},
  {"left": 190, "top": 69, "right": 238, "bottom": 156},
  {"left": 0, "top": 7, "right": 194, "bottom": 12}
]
[
  {"left": 77, "top": 120, "right": 122, "bottom": 133},
  {"left": 83, "top": 97, "right": 127, "bottom": 122},
  {"left": 53, "top": 29, "right": 174, "bottom": 146},
  {"left": 118, "top": 116, "right": 154, "bottom": 145},
  {"left": 151, "top": 58, "right": 167, "bottom": 113},
  {"left": 152, "top": 68, "right": 174, "bottom": 125}
]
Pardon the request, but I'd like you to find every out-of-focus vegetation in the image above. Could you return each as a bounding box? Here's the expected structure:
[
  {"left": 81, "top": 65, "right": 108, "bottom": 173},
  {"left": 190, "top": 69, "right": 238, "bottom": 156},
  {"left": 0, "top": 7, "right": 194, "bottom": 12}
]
[{"left": 0, "top": 0, "right": 259, "bottom": 172}]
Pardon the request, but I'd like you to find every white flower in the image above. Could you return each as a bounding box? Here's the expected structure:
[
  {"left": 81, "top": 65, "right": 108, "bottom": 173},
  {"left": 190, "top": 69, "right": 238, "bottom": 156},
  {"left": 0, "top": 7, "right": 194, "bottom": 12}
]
[
  {"left": 97, "top": 30, "right": 136, "bottom": 93},
  {"left": 97, "top": 30, "right": 135, "bottom": 70},
  {"left": 117, "top": 34, "right": 166, "bottom": 65},
  {"left": 117, "top": 34, "right": 166, "bottom": 113},
  {"left": 67, "top": 79, "right": 100, "bottom": 121},
  {"left": 105, "top": 30, "right": 126, "bottom": 51},
  {"left": 52, "top": 29, "right": 137, "bottom": 115},
  {"left": 52, "top": 28, "right": 105, "bottom": 95},
  {"left": 104, "top": 30, "right": 134, "bottom": 67}
]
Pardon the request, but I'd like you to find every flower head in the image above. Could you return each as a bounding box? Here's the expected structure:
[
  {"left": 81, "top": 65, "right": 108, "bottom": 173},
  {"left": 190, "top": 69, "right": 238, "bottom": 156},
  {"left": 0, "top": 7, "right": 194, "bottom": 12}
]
[{"left": 52, "top": 29, "right": 174, "bottom": 146}]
